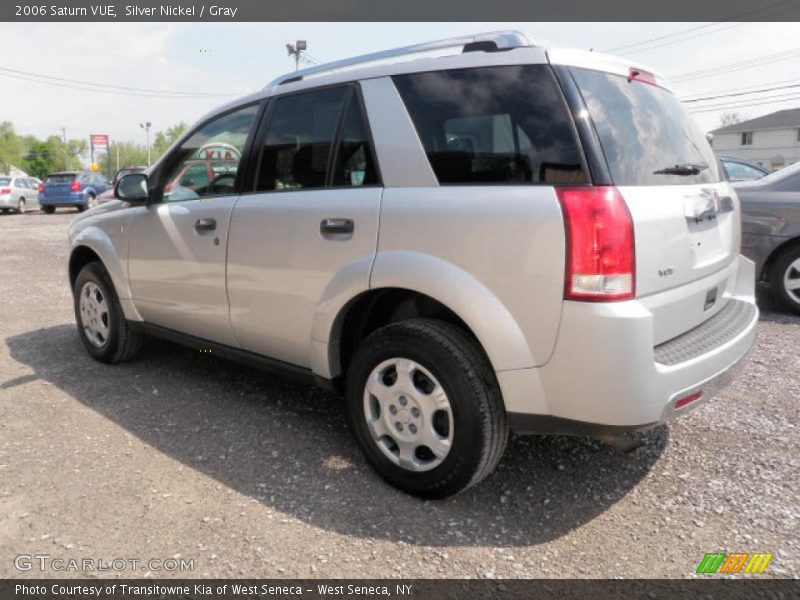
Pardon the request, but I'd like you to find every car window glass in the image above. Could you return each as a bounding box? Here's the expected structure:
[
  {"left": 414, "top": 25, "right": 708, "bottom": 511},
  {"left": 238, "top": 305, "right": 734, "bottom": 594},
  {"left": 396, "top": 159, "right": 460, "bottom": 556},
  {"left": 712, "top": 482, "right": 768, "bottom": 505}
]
[
  {"left": 256, "top": 87, "right": 347, "bottom": 192},
  {"left": 331, "top": 95, "right": 379, "bottom": 187},
  {"left": 393, "top": 65, "right": 587, "bottom": 185},
  {"left": 162, "top": 104, "right": 258, "bottom": 203},
  {"left": 570, "top": 67, "right": 721, "bottom": 186},
  {"left": 724, "top": 161, "right": 765, "bottom": 181},
  {"left": 0, "top": 177, "right": 10, "bottom": 186}
]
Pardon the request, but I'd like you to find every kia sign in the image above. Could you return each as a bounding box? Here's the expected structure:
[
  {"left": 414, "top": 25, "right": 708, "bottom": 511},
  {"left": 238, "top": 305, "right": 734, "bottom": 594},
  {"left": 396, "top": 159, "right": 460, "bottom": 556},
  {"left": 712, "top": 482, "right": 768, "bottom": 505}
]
[{"left": 90, "top": 134, "right": 109, "bottom": 152}]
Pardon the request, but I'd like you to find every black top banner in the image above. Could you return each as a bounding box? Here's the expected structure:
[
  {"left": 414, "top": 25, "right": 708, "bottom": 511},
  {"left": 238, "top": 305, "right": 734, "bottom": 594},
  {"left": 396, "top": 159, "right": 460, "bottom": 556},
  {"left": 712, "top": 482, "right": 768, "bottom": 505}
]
[{"left": 3, "top": 0, "right": 800, "bottom": 21}]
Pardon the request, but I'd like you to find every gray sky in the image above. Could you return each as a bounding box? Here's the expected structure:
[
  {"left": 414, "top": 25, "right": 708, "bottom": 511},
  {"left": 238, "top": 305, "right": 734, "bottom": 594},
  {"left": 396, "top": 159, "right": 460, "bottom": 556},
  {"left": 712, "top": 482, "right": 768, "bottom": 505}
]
[{"left": 1, "top": 22, "right": 799, "bottom": 145}]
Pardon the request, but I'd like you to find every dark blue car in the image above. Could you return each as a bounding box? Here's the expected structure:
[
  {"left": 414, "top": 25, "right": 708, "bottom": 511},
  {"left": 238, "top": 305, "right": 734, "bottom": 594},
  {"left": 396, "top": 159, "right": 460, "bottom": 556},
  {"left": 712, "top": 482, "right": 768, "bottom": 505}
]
[{"left": 39, "top": 171, "right": 111, "bottom": 213}]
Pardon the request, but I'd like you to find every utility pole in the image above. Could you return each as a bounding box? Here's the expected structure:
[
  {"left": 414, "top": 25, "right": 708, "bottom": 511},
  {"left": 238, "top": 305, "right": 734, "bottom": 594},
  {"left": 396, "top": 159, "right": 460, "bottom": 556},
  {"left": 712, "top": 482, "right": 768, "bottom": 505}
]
[
  {"left": 60, "top": 127, "right": 67, "bottom": 170},
  {"left": 286, "top": 40, "right": 307, "bottom": 71},
  {"left": 140, "top": 122, "right": 152, "bottom": 166}
]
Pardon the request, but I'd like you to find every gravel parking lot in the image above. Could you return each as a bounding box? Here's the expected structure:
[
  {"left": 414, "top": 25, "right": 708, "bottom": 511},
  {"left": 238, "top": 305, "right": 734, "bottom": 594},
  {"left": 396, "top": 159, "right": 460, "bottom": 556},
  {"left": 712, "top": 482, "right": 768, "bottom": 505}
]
[{"left": 0, "top": 210, "right": 797, "bottom": 579}]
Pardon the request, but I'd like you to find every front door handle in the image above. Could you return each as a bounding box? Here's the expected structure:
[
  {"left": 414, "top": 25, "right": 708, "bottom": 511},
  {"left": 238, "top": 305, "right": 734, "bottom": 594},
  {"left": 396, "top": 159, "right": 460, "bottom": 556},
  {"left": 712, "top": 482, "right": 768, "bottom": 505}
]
[
  {"left": 320, "top": 218, "right": 354, "bottom": 236},
  {"left": 195, "top": 218, "right": 217, "bottom": 232}
]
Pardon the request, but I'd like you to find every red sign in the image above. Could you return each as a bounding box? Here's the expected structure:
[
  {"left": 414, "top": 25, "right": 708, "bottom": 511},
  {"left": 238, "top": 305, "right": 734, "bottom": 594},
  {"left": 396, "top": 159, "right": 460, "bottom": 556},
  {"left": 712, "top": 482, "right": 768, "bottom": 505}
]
[{"left": 90, "top": 134, "right": 109, "bottom": 151}]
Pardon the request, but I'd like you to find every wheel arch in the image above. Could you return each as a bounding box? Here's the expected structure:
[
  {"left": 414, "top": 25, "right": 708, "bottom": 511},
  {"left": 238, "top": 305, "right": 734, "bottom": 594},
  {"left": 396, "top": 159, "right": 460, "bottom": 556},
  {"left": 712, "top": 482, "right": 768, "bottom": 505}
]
[
  {"left": 69, "top": 228, "right": 141, "bottom": 321},
  {"left": 762, "top": 236, "right": 800, "bottom": 282},
  {"left": 312, "top": 251, "right": 536, "bottom": 383}
]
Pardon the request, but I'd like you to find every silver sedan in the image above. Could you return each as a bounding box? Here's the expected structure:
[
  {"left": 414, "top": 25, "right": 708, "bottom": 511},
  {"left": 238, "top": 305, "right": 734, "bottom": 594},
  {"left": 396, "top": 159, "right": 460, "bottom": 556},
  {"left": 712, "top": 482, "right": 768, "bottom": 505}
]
[
  {"left": 0, "top": 176, "right": 41, "bottom": 214},
  {"left": 737, "top": 162, "right": 800, "bottom": 314}
]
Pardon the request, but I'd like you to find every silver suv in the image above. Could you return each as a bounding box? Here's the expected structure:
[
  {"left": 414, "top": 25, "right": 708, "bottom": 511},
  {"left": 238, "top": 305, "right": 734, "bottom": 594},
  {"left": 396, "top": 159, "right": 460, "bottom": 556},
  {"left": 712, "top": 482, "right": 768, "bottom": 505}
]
[{"left": 68, "top": 32, "right": 758, "bottom": 498}]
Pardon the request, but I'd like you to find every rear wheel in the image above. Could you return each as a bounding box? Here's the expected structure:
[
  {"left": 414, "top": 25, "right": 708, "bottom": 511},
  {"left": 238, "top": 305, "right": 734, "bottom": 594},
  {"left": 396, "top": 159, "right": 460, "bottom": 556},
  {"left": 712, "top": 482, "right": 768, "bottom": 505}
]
[
  {"left": 73, "top": 262, "right": 145, "bottom": 363},
  {"left": 42, "top": 206, "right": 55, "bottom": 214},
  {"left": 770, "top": 245, "right": 800, "bottom": 315},
  {"left": 17, "top": 198, "right": 26, "bottom": 214},
  {"left": 345, "top": 319, "right": 508, "bottom": 499}
]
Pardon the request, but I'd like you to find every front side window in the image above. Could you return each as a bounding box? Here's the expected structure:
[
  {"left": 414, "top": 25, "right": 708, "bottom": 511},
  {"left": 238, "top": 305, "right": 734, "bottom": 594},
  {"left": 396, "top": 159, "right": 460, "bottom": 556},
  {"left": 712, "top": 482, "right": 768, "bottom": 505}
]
[
  {"left": 256, "top": 87, "right": 348, "bottom": 192},
  {"left": 393, "top": 65, "right": 587, "bottom": 185},
  {"left": 162, "top": 104, "right": 258, "bottom": 202}
]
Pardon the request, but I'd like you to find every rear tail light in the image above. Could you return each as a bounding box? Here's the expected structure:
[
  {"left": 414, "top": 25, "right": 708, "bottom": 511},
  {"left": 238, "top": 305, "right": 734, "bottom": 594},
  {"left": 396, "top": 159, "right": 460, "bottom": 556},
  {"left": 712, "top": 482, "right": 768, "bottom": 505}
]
[
  {"left": 556, "top": 186, "right": 635, "bottom": 301},
  {"left": 0, "top": 188, "right": 10, "bottom": 195},
  {"left": 37, "top": 183, "right": 44, "bottom": 193},
  {"left": 70, "top": 180, "right": 82, "bottom": 192}
]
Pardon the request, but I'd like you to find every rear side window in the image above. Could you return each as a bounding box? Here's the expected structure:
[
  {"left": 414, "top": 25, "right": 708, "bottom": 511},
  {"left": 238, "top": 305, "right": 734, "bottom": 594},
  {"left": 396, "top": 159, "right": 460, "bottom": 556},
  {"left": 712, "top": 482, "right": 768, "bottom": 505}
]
[
  {"left": 570, "top": 67, "right": 721, "bottom": 186},
  {"left": 331, "top": 95, "right": 379, "bottom": 187},
  {"left": 393, "top": 65, "right": 587, "bottom": 185},
  {"left": 256, "top": 87, "right": 348, "bottom": 191}
]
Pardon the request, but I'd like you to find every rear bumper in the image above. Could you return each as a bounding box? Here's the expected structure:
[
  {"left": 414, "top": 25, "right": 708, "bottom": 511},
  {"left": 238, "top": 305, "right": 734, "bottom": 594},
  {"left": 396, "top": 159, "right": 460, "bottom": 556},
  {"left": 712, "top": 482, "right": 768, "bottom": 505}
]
[
  {"left": 0, "top": 195, "right": 14, "bottom": 207},
  {"left": 503, "top": 254, "right": 758, "bottom": 433},
  {"left": 40, "top": 193, "right": 85, "bottom": 206}
]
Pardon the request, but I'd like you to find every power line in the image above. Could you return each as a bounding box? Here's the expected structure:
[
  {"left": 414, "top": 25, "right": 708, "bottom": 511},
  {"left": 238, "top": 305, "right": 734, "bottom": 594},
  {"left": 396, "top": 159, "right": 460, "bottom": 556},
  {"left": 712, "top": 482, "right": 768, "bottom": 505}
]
[
  {"left": 0, "top": 65, "right": 239, "bottom": 97},
  {"left": 671, "top": 48, "right": 800, "bottom": 83},
  {"left": 601, "top": 0, "right": 798, "bottom": 54},
  {"left": 680, "top": 77, "right": 800, "bottom": 101},
  {"left": 688, "top": 93, "right": 800, "bottom": 114}
]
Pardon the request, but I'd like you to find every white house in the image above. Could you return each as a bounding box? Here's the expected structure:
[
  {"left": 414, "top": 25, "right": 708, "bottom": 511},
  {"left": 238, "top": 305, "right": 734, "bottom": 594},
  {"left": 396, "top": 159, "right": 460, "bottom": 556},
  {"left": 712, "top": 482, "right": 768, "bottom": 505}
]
[{"left": 709, "top": 108, "right": 800, "bottom": 171}]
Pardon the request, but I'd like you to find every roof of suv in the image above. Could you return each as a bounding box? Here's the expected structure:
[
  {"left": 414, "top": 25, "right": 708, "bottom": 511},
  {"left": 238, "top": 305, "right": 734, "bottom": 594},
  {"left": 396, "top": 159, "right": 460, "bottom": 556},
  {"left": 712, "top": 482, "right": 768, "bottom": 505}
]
[{"left": 190, "top": 31, "right": 667, "bottom": 155}]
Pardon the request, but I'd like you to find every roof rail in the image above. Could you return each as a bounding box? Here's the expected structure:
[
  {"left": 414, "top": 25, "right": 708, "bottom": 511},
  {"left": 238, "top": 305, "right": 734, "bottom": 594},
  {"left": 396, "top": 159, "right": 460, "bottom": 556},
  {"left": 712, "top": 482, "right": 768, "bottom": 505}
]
[{"left": 263, "top": 30, "right": 535, "bottom": 92}]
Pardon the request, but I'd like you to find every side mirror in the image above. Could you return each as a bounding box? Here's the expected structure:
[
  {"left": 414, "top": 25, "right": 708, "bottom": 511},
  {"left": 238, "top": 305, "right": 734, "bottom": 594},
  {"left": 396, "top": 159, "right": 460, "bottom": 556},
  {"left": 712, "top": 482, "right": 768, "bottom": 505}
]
[{"left": 115, "top": 173, "right": 150, "bottom": 203}]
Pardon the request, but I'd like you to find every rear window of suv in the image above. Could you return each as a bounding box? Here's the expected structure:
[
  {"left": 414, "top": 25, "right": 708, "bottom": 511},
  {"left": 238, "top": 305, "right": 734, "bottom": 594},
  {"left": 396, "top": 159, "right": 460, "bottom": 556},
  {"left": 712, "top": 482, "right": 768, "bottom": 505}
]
[
  {"left": 393, "top": 65, "right": 587, "bottom": 185},
  {"left": 569, "top": 67, "right": 721, "bottom": 186}
]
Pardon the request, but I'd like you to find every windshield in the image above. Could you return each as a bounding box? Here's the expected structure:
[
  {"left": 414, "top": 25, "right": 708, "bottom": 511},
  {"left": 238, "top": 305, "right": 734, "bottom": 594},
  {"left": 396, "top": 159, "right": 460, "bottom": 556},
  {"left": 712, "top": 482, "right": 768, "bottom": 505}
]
[
  {"left": 570, "top": 67, "right": 721, "bottom": 186},
  {"left": 758, "top": 161, "right": 800, "bottom": 183}
]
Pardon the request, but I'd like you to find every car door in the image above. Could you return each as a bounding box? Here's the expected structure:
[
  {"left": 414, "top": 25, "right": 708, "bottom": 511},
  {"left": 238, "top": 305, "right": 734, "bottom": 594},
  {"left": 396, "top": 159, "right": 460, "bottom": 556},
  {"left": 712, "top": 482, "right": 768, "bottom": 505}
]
[
  {"left": 227, "top": 85, "right": 382, "bottom": 368},
  {"left": 127, "top": 102, "right": 260, "bottom": 346}
]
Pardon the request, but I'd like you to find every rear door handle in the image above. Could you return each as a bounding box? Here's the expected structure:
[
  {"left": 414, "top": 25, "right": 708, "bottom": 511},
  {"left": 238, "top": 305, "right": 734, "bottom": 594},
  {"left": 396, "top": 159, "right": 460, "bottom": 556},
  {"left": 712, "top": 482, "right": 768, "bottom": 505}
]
[
  {"left": 195, "top": 218, "right": 217, "bottom": 232},
  {"left": 320, "top": 218, "right": 354, "bottom": 236}
]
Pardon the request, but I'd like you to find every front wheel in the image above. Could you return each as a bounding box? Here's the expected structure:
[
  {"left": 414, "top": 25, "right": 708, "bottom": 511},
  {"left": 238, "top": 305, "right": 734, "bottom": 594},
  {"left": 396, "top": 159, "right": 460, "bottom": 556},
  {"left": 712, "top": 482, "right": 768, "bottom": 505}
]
[
  {"left": 345, "top": 319, "right": 508, "bottom": 499},
  {"left": 73, "top": 262, "right": 145, "bottom": 363},
  {"left": 770, "top": 245, "right": 800, "bottom": 315}
]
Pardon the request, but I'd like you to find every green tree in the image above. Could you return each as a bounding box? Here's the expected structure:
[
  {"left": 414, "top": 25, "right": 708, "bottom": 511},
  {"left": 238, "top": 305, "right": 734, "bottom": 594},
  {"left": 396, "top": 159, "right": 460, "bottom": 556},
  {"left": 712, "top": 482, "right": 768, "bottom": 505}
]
[
  {"left": 719, "top": 112, "right": 743, "bottom": 128},
  {"left": 153, "top": 122, "right": 188, "bottom": 160},
  {"left": 108, "top": 141, "right": 148, "bottom": 173},
  {"left": 22, "top": 139, "right": 57, "bottom": 179},
  {"left": 0, "top": 121, "right": 24, "bottom": 174}
]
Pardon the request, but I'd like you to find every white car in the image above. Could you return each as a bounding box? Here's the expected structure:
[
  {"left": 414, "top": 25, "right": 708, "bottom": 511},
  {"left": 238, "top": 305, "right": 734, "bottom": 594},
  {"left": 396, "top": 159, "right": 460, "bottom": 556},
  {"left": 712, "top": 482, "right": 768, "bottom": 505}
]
[
  {"left": 67, "top": 31, "right": 757, "bottom": 498},
  {"left": 0, "top": 176, "right": 40, "bottom": 213}
]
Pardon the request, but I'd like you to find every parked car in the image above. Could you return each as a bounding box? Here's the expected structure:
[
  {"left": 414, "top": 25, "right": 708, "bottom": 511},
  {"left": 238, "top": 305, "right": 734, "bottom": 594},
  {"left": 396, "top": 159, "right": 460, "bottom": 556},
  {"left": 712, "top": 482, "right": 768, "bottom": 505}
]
[
  {"left": 40, "top": 171, "right": 111, "bottom": 213},
  {"left": 67, "top": 31, "right": 757, "bottom": 498},
  {"left": 98, "top": 167, "right": 147, "bottom": 204},
  {"left": 737, "top": 161, "right": 800, "bottom": 314},
  {"left": 0, "top": 176, "right": 41, "bottom": 213},
  {"left": 719, "top": 156, "right": 770, "bottom": 182}
]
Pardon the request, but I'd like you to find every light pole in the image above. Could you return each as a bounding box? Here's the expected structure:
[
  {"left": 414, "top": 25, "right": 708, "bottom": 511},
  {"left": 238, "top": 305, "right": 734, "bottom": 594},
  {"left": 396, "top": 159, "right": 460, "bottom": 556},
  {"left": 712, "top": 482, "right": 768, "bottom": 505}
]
[
  {"left": 60, "top": 127, "right": 67, "bottom": 169},
  {"left": 286, "top": 40, "right": 307, "bottom": 71},
  {"left": 140, "top": 122, "right": 152, "bottom": 166}
]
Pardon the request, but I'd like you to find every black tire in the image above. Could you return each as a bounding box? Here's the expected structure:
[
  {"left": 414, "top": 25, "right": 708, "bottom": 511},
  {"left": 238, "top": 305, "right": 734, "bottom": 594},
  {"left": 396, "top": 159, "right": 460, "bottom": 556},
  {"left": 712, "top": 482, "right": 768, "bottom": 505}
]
[
  {"left": 769, "top": 245, "right": 800, "bottom": 315},
  {"left": 345, "top": 318, "right": 508, "bottom": 499},
  {"left": 42, "top": 205, "right": 55, "bottom": 214},
  {"left": 77, "top": 194, "right": 94, "bottom": 212},
  {"left": 73, "top": 262, "right": 145, "bottom": 363}
]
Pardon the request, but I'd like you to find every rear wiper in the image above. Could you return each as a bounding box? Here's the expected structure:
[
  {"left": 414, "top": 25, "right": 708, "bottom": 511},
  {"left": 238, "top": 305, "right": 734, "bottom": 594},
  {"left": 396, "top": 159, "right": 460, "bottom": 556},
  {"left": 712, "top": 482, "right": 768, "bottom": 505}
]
[{"left": 653, "top": 162, "right": 709, "bottom": 176}]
